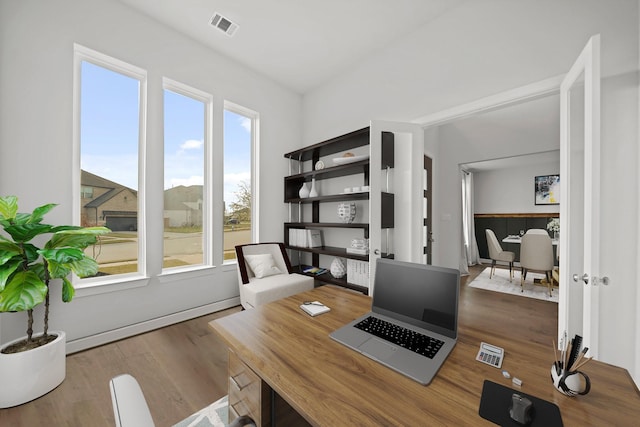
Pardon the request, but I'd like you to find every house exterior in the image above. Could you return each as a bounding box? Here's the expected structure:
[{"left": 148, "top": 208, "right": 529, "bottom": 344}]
[
  {"left": 163, "top": 185, "right": 203, "bottom": 228},
  {"left": 81, "top": 170, "right": 138, "bottom": 231}
]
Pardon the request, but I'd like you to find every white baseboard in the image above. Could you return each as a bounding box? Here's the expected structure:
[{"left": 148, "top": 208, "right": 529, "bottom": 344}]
[{"left": 66, "top": 297, "right": 241, "bottom": 354}]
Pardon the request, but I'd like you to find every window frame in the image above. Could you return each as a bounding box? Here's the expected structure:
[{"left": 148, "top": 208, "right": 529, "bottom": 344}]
[
  {"left": 223, "top": 101, "right": 259, "bottom": 264},
  {"left": 162, "top": 78, "right": 214, "bottom": 271},
  {"left": 72, "top": 44, "right": 148, "bottom": 288}
]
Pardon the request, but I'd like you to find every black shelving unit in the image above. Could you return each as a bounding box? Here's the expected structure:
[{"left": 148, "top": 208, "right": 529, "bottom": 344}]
[{"left": 284, "top": 127, "right": 394, "bottom": 294}]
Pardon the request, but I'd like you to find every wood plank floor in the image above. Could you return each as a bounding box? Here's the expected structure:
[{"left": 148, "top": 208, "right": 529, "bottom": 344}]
[{"left": 0, "top": 264, "right": 557, "bottom": 426}]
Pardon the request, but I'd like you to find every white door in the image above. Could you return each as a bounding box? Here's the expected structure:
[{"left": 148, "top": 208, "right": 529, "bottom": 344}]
[
  {"left": 559, "top": 35, "right": 604, "bottom": 357},
  {"left": 369, "top": 120, "right": 424, "bottom": 293}
]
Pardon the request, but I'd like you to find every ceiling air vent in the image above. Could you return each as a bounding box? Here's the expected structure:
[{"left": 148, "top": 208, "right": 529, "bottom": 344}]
[{"left": 210, "top": 13, "right": 238, "bottom": 37}]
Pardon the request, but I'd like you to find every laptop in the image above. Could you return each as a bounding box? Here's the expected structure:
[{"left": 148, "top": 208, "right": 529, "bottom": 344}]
[{"left": 330, "top": 258, "right": 460, "bottom": 385}]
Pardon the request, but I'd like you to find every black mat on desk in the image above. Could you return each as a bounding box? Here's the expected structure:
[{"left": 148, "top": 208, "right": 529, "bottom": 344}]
[{"left": 478, "top": 380, "right": 563, "bottom": 427}]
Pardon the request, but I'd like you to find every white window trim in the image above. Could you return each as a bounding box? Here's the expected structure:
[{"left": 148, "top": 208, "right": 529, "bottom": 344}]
[
  {"left": 72, "top": 44, "right": 148, "bottom": 289},
  {"left": 223, "top": 101, "right": 260, "bottom": 263},
  {"left": 162, "top": 78, "right": 214, "bottom": 271}
]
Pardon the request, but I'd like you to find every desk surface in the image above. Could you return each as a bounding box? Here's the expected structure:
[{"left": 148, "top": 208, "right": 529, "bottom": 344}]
[{"left": 210, "top": 286, "right": 640, "bottom": 426}]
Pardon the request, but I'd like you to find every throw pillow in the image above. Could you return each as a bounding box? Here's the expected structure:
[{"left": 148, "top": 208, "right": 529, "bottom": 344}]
[{"left": 244, "top": 254, "right": 282, "bottom": 279}]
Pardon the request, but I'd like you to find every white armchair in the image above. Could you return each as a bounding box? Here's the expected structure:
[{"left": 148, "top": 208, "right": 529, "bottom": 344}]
[{"left": 235, "top": 242, "right": 314, "bottom": 309}]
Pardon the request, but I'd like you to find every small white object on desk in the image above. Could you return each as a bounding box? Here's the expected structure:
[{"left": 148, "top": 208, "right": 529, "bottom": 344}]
[{"left": 300, "top": 301, "right": 330, "bottom": 317}]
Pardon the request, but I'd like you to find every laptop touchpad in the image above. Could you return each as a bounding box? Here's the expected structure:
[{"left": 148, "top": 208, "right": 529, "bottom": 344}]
[{"left": 360, "top": 339, "right": 397, "bottom": 360}]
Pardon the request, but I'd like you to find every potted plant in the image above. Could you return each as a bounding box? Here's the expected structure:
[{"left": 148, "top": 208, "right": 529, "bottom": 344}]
[
  {"left": 547, "top": 218, "right": 560, "bottom": 240},
  {"left": 0, "top": 195, "right": 110, "bottom": 407}
]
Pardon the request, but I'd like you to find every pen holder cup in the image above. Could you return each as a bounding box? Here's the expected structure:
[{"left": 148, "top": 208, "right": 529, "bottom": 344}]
[{"left": 550, "top": 362, "right": 591, "bottom": 396}]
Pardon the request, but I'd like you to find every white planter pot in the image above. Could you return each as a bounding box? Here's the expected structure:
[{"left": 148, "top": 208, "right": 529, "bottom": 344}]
[{"left": 0, "top": 330, "right": 66, "bottom": 408}]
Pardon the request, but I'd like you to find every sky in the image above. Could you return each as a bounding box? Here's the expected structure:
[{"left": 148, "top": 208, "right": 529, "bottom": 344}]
[{"left": 80, "top": 61, "right": 251, "bottom": 207}]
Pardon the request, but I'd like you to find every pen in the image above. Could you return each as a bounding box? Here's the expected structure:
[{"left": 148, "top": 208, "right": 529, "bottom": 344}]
[
  {"left": 574, "top": 356, "right": 593, "bottom": 371},
  {"left": 570, "top": 347, "right": 588, "bottom": 372},
  {"left": 552, "top": 340, "right": 560, "bottom": 374}
]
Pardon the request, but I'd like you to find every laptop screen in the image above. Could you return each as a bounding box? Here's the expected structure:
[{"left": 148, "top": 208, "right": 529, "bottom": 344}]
[{"left": 372, "top": 258, "right": 460, "bottom": 339}]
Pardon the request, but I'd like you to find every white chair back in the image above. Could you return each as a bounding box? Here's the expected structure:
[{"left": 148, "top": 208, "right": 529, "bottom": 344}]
[
  {"left": 485, "top": 229, "right": 503, "bottom": 259},
  {"left": 110, "top": 374, "right": 155, "bottom": 427},
  {"left": 520, "top": 233, "right": 554, "bottom": 271}
]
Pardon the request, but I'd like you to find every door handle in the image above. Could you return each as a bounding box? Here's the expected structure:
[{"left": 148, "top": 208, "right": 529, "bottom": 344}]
[
  {"left": 373, "top": 249, "right": 380, "bottom": 255},
  {"left": 573, "top": 273, "right": 610, "bottom": 286},
  {"left": 573, "top": 273, "right": 589, "bottom": 284}
]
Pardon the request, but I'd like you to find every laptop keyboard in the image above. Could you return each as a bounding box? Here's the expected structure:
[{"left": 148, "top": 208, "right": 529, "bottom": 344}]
[{"left": 354, "top": 316, "right": 444, "bottom": 359}]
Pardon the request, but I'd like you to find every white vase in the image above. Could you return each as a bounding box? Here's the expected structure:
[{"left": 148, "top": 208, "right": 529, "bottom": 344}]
[
  {"left": 330, "top": 258, "right": 346, "bottom": 279},
  {"left": 299, "top": 182, "right": 310, "bottom": 198},
  {"left": 0, "top": 330, "right": 66, "bottom": 408},
  {"left": 309, "top": 178, "right": 318, "bottom": 197}
]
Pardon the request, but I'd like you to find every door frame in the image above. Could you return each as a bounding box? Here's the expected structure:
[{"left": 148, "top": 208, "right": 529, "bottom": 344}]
[
  {"left": 413, "top": 36, "right": 601, "bottom": 358},
  {"left": 559, "top": 34, "right": 601, "bottom": 357}
]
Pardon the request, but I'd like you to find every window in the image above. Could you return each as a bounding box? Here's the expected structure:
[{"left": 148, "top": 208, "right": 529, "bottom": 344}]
[
  {"left": 163, "top": 80, "right": 212, "bottom": 270},
  {"left": 81, "top": 186, "right": 94, "bottom": 199},
  {"left": 74, "top": 45, "right": 146, "bottom": 279},
  {"left": 223, "top": 103, "right": 258, "bottom": 262}
]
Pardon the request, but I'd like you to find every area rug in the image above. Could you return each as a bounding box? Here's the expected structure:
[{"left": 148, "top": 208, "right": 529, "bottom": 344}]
[
  {"left": 468, "top": 267, "right": 558, "bottom": 303},
  {"left": 173, "top": 395, "right": 228, "bottom": 427}
]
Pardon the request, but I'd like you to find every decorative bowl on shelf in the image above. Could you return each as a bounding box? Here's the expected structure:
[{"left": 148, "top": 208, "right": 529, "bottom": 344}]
[
  {"left": 337, "top": 202, "right": 356, "bottom": 223},
  {"left": 330, "top": 258, "right": 346, "bottom": 279},
  {"left": 332, "top": 154, "right": 369, "bottom": 165}
]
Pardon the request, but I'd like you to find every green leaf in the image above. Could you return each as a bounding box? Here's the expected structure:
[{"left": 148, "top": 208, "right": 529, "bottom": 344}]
[
  {"left": 49, "top": 225, "right": 82, "bottom": 233},
  {"left": 70, "top": 256, "right": 99, "bottom": 278},
  {"left": 0, "top": 238, "right": 22, "bottom": 260},
  {"left": 0, "top": 258, "right": 21, "bottom": 292},
  {"left": 46, "top": 229, "right": 107, "bottom": 250},
  {"left": 28, "top": 203, "right": 57, "bottom": 224},
  {"left": 3, "top": 223, "right": 53, "bottom": 242},
  {"left": 0, "top": 250, "right": 20, "bottom": 266},
  {"left": 39, "top": 247, "right": 84, "bottom": 265},
  {"left": 0, "top": 239, "right": 22, "bottom": 265},
  {"left": 0, "top": 196, "right": 18, "bottom": 220},
  {"left": 21, "top": 243, "right": 40, "bottom": 263},
  {"left": 0, "top": 271, "right": 47, "bottom": 312},
  {"left": 46, "top": 259, "right": 72, "bottom": 279},
  {"left": 61, "top": 277, "right": 75, "bottom": 303},
  {"left": 13, "top": 213, "right": 32, "bottom": 225}
]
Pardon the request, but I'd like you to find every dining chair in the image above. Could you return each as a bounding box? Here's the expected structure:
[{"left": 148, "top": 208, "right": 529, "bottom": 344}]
[
  {"left": 485, "top": 229, "right": 516, "bottom": 281},
  {"left": 519, "top": 232, "right": 555, "bottom": 296},
  {"left": 525, "top": 228, "right": 549, "bottom": 235}
]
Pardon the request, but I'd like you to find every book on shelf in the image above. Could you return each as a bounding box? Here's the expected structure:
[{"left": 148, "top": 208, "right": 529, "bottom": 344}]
[
  {"left": 289, "top": 228, "right": 323, "bottom": 248},
  {"left": 347, "top": 259, "right": 369, "bottom": 287},
  {"left": 346, "top": 247, "right": 368, "bottom": 255},
  {"left": 302, "top": 266, "right": 327, "bottom": 276},
  {"left": 307, "top": 229, "right": 323, "bottom": 247}
]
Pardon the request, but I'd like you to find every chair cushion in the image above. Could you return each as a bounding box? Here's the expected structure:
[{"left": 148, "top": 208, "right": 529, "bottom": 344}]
[
  {"left": 240, "top": 273, "right": 314, "bottom": 308},
  {"left": 244, "top": 253, "right": 282, "bottom": 278},
  {"left": 495, "top": 251, "right": 516, "bottom": 262}
]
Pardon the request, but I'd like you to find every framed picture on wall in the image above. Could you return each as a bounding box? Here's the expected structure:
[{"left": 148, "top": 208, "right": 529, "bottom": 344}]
[{"left": 534, "top": 174, "right": 560, "bottom": 205}]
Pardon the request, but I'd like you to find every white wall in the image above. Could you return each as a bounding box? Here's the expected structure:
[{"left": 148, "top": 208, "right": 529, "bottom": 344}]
[
  {"left": 0, "top": 0, "right": 301, "bottom": 349},
  {"left": 472, "top": 163, "right": 561, "bottom": 215},
  {"left": 302, "top": 0, "right": 639, "bottom": 381}
]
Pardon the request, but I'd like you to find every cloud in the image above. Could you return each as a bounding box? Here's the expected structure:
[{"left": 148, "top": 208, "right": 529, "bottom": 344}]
[
  {"left": 239, "top": 117, "right": 251, "bottom": 133},
  {"left": 179, "top": 139, "right": 203, "bottom": 153}
]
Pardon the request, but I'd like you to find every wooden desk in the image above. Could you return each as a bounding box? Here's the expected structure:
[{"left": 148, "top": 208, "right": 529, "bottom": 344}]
[{"left": 210, "top": 286, "right": 640, "bottom": 426}]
